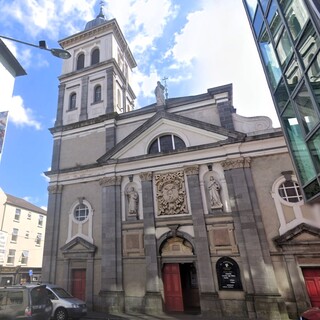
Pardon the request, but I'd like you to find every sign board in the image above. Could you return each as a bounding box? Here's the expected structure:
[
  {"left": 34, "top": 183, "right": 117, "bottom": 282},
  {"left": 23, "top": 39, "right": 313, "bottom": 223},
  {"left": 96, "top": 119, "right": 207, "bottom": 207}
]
[{"left": 217, "top": 257, "right": 243, "bottom": 290}]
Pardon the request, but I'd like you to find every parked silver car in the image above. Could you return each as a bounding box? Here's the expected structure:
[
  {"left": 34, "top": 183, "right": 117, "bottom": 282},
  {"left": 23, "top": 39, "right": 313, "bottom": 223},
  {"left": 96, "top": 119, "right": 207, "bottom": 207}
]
[{"left": 45, "top": 284, "right": 87, "bottom": 320}]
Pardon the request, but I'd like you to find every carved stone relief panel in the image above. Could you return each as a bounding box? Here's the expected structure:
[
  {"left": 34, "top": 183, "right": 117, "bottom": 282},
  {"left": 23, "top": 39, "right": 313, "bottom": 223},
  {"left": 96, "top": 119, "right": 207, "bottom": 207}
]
[
  {"left": 161, "top": 237, "right": 193, "bottom": 256},
  {"left": 155, "top": 171, "right": 188, "bottom": 216},
  {"left": 123, "top": 230, "right": 144, "bottom": 256},
  {"left": 208, "top": 224, "right": 238, "bottom": 254}
]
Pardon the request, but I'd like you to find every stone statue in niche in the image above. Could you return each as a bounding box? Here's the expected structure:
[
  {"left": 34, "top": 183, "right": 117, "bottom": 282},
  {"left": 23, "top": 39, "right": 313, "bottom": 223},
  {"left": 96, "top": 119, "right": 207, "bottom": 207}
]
[
  {"left": 126, "top": 186, "right": 139, "bottom": 217},
  {"left": 207, "top": 176, "right": 223, "bottom": 209}
]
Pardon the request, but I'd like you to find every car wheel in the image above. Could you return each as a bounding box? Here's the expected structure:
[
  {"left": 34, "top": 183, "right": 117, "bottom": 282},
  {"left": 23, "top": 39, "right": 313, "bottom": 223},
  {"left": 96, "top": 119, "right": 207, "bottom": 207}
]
[{"left": 55, "top": 307, "right": 68, "bottom": 320}]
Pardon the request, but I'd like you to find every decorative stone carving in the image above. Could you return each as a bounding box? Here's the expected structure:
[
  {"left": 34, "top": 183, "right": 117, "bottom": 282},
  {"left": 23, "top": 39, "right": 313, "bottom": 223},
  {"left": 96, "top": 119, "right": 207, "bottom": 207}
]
[
  {"left": 125, "top": 186, "right": 139, "bottom": 217},
  {"left": 184, "top": 165, "right": 199, "bottom": 176},
  {"left": 207, "top": 176, "right": 223, "bottom": 209},
  {"left": 155, "top": 171, "right": 188, "bottom": 216},
  {"left": 161, "top": 237, "right": 193, "bottom": 256},
  {"left": 139, "top": 172, "right": 153, "bottom": 181},
  {"left": 221, "top": 157, "right": 251, "bottom": 170},
  {"left": 48, "top": 184, "right": 63, "bottom": 194},
  {"left": 123, "top": 231, "right": 144, "bottom": 256},
  {"left": 99, "top": 176, "right": 121, "bottom": 187}
]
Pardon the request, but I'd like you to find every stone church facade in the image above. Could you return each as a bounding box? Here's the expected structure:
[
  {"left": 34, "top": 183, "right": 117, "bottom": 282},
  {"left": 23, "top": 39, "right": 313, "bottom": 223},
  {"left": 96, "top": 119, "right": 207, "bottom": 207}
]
[{"left": 42, "top": 8, "right": 320, "bottom": 320}]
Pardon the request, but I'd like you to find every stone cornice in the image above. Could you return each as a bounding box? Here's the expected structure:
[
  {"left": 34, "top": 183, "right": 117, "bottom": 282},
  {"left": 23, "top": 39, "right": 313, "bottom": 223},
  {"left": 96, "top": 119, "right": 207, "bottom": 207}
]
[
  {"left": 99, "top": 176, "right": 121, "bottom": 187},
  {"left": 221, "top": 157, "right": 251, "bottom": 170}
]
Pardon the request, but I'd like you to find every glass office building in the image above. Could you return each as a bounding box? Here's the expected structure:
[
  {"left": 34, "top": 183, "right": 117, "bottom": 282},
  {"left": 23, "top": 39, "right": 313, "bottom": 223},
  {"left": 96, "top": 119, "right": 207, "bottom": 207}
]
[{"left": 243, "top": 0, "right": 320, "bottom": 203}]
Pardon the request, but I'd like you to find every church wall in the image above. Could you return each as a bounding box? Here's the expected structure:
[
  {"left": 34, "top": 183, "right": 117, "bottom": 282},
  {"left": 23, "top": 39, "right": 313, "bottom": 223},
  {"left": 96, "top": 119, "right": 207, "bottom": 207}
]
[
  {"left": 176, "top": 103, "right": 221, "bottom": 126},
  {"left": 59, "top": 129, "right": 105, "bottom": 169},
  {"left": 250, "top": 153, "right": 294, "bottom": 250}
]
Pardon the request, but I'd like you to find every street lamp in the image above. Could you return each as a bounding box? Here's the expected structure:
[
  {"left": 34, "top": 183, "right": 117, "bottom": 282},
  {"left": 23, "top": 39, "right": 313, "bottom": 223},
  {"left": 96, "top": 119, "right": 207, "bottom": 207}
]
[{"left": 0, "top": 35, "right": 71, "bottom": 59}]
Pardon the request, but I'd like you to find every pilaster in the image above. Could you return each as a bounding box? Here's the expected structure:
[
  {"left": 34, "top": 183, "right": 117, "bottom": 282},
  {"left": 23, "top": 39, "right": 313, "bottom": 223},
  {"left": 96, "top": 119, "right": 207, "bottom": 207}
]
[
  {"left": 106, "top": 67, "right": 115, "bottom": 113},
  {"left": 54, "top": 83, "right": 65, "bottom": 127},
  {"left": 79, "top": 76, "right": 89, "bottom": 121},
  {"left": 42, "top": 184, "right": 63, "bottom": 283},
  {"left": 139, "top": 171, "right": 163, "bottom": 314},
  {"left": 185, "top": 166, "right": 222, "bottom": 318},
  {"left": 99, "top": 175, "right": 124, "bottom": 313}
]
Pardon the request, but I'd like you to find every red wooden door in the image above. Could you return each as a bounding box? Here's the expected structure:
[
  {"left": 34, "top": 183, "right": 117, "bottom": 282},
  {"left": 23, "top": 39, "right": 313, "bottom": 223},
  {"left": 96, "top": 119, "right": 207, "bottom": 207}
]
[
  {"left": 163, "top": 264, "right": 184, "bottom": 312},
  {"left": 303, "top": 268, "right": 320, "bottom": 307},
  {"left": 71, "top": 269, "right": 86, "bottom": 301}
]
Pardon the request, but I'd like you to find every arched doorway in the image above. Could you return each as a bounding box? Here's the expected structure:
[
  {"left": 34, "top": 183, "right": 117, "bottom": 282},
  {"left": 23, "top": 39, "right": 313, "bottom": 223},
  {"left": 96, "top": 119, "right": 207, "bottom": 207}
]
[{"left": 160, "top": 237, "right": 200, "bottom": 314}]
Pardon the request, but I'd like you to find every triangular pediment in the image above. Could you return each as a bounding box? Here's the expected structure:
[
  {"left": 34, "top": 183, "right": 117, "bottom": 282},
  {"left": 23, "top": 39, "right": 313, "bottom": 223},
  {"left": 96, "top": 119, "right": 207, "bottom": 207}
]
[
  {"left": 60, "top": 236, "right": 96, "bottom": 254},
  {"left": 98, "top": 110, "right": 244, "bottom": 163},
  {"left": 274, "top": 223, "right": 320, "bottom": 247}
]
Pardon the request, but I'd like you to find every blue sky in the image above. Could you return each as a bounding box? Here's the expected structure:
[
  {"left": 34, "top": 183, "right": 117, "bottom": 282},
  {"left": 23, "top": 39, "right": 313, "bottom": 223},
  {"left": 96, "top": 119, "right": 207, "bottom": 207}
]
[{"left": 0, "top": 0, "right": 278, "bottom": 209}]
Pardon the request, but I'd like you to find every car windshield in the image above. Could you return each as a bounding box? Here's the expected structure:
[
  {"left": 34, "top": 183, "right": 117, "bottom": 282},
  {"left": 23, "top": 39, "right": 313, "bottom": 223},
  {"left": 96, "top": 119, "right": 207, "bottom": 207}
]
[{"left": 51, "top": 287, "right": 73, "bottom": 298}]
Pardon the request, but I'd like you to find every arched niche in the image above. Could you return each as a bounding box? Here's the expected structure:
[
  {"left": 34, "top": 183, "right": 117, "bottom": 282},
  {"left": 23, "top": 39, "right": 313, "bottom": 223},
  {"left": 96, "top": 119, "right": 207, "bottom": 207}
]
[{"left": 160, "top": 236, "right": 194, "bottom": 257}]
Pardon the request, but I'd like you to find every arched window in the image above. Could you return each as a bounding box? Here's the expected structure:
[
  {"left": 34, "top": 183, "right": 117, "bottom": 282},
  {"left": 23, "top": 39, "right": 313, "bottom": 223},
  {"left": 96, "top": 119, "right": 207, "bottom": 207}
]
[
  {"left": 94, "top": 85, "right": 102, "bottom": 103},
  {"left": 76, "top": 53, "right": 84, "bottom": 70},
  {"left": 69, "top": 93, "right": 76, "bottom": 110},
  {"left": 91, "top": 48, "right": 100, "bottom": 65},
  {"left": 148, "top": 134, "right": 186, "bottom": 154}
]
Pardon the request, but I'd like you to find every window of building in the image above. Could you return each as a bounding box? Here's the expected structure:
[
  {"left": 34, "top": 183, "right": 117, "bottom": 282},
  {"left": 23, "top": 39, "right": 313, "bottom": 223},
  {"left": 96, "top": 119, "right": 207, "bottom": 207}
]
[
  {"left": 38, "top": 215, "right": 43, "bottom": 227},
  {"left": 91, "top": 48, "right": 100, "bottom": 65},
  {"left": 259, "top": 25, "right": 281, "bottom": 89},
  {"left": 274, "top": 79, "right": 289, "bottom": 113},
  {"left": 69, "top": 93, "right": 76, "bottom": 110},
  {"left": 268, "top": 0, "right": 283, "bottom": 43},
  {"left": 76, "top": 53, "right": 85, "bottom": 70},
  {"left": 7, "top": 249, "right": 15, "bottom": 264},
  {"left": 294, "top": 84, "right": 319, "bottom": 133},
  {"left": 25, "top": 231, "right": 29, "bottom": 239},
  {"left": 11, "top": 228, "right": 18, "bottom": 243},
  {"left": 253, "top": 6, "right": 263, "bottom": 37},
  {"left": 74, "top": 204, "right": 89, "bottom": 222},
  {"left": 278, "top": 180, "right": 303, "bottom": 202},
  {"left": 308, "top": 130, "right": 320, "bottom": 172},
  {"left": 117, "top": 89, "right": 121, "bottom": 111},
  {"left": 14, "top": 209, "right": 21, "bottom": 221},
  {"left": 285, "top": 56, "right": 302, "bottom": 92},
  {"left": 148, "top": 135, "right": 186, "bottom": 154},
  {"left": 244, "top": 0, "right": 258, "bottom": 21},
  {"left": 282, "top": 103, "right": 316, "bottom": 184},
  {"left": 27, "top": 212, "right": 31, "bottom": 220},
  {"left": 280, "top": 0, "right": 309, "bottom": 41},
  {"left": 21, "top": 250, "right": 29, "bottom": 265},
  {"left": 276, "top": 29, "right": 293, "bottom": 67},
  {"left": 35, "top": 233, "right": 42, "bottom": 246},
  {"left": 94, "top": 85, "right": 102, "bottom": 103}
]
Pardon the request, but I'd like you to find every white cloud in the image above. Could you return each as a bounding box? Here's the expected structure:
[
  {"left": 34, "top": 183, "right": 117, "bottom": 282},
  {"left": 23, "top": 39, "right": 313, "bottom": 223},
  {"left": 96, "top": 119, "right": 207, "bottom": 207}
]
[
  {"left": 41, "top": 172, "right": 50, "bottom": 182},
  {"left": 8, "top": 96, "right": 42, "bottom": 130}
]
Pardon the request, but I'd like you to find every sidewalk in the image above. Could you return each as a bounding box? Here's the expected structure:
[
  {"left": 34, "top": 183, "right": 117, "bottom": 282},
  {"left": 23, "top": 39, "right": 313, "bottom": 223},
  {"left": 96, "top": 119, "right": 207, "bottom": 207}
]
[{"left": 82, "top": 311, "right": 249, "bottom": 320}]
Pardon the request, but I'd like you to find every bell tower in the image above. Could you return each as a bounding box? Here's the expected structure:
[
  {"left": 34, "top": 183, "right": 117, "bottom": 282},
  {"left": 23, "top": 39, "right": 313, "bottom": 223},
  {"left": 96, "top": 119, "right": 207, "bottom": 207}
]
[{"left": 54, "top": 3, "right": 136, "bottom": 127}]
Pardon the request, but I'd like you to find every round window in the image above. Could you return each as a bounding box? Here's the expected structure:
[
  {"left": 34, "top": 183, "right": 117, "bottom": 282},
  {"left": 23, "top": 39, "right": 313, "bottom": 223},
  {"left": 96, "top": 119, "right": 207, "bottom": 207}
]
[
  {"left": 74, "top": 204, "right": 89, "bottom": 221},
  {"left": 278, "top": 180, "right": 303, "bottom": 203}
]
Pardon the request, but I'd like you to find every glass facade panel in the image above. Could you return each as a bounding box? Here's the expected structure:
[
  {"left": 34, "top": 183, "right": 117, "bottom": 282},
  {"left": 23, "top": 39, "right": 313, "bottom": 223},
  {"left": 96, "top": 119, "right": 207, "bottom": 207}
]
[
  {"left": 294, "top": 84, "right": 319, "bottom": 133},
  {"left": 274, "top": 79, "right": 289, "bottom": 112},
  {"left": 268, "top": 0, "right": 283, "bottom": 43},
  {"left": 259, "top": 26, "right": 282, "bottom": 88},
  {"left": 304, "top": 178, "right": 320, "bottom": 199},
  {"left": 259, "top": 0, "right": 269, "bottom": 12},
  {"left": 245, "top": 0, "right": 259, "bottom": 20},
  {"left": 308, "top": 130, "right": 320, "bottom": 171},
  {"left": 298, "top": 22, "right": 320, "bottom": 69},
  {"left": 280, "top": 0, "right": 309, "bottom": 41},
  {"left": 282, "top": 102, "right": 316, "bottom": 183},
  {"left": 285, "top": 56, "right": 302, "bottom": 92},
  {"left": 254, "top": 6, "right": 264, "bottom": 37},
  {"left": 307, "top": 52, "right": 320, "bottom": 107},
  {"left": 276, "top": 29, "right": 293, "bottom": 66}
]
